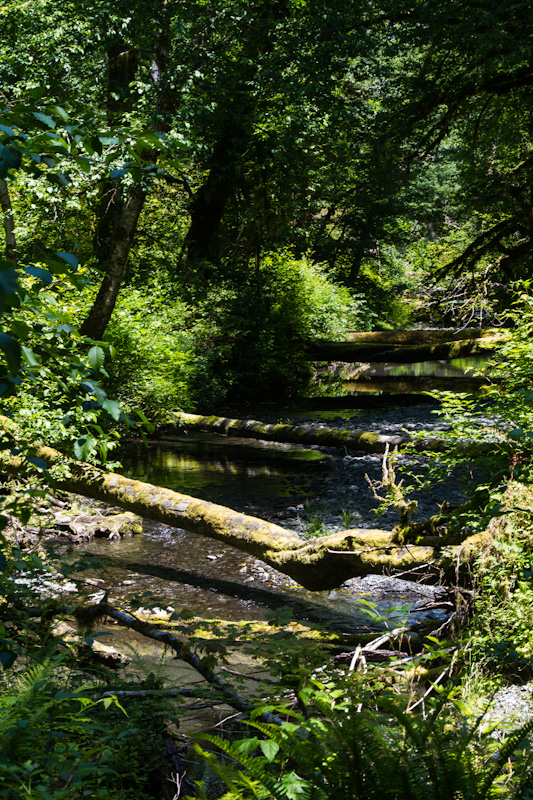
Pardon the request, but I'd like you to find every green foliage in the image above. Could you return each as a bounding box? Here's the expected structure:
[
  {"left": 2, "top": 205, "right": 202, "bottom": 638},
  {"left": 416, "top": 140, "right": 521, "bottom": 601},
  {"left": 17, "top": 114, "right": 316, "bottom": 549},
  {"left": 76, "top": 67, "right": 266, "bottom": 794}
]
[
  {"left": 0, "top": 273, "right": 123, "bottom": 468},
  {"left": 0, "top": 660, "right": 171, "bottom": 800},
  {"left": 190, "top": 253, "right": 366, "bottom": 406},
  {"left": 104, "top": 284, "right": 195, "bottom": 413},
  {"left": 195, "top": 683, "right": 533, "bottom": 799}
]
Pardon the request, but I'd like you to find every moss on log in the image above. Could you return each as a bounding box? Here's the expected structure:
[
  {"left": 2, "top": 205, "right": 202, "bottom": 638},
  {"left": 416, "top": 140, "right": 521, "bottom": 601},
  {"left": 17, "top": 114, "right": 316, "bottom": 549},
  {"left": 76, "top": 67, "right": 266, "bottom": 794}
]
[
  {"left": 343, "top": 328, "right": 508, "bottom": 345},
  {"left": 167, "top": 411, "right": 406, "bottom": 453},
  {"left": 0, "top": 415, "right": 498, "bottom": 590},
  {"left": 306, "top": 338, "right": 502, "bottom": 363}
]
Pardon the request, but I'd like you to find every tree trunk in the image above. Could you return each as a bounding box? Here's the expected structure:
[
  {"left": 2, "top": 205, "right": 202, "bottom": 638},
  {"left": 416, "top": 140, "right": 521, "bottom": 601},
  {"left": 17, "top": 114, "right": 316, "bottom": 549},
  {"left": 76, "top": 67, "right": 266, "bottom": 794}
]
[
  {"left": 0, "top": 178, "right": 17, "bottom": 264},
  {"left": 80, "top": 185, "right": 146, "bottom": 340},
  {"left": 0, "top": 416, "right": 492, "bottom": 590}
]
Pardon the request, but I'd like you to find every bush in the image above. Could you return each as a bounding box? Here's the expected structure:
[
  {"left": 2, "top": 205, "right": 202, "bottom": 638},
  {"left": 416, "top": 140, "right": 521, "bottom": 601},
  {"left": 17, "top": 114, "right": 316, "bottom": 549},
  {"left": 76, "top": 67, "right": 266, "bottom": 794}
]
[
  {"left": 196, "top": 682, "right": 533, "bottom": 799},
  {"left": 104, "top": 284, "right": 195, "bottom": 414},
  {"left": 189, "top": 253, "right": 366, "bottom": 405}
]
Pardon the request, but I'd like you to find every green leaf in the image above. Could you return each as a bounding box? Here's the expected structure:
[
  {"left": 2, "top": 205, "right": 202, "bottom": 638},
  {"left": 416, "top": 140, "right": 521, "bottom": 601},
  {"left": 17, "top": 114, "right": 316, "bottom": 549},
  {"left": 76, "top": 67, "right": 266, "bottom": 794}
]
[
  {"left": 56, "top": 251, "right": 79, "bottom": 271},
  {"left": 0, "top": 650, "right": 16, "bottom": 668},
  {"left": 0, "top": 262, "right": 19, "bottom": 294},
  {"left": 103, "top": 399, "right": 121, "bottom": 420},
  {"left": 88, "top": 345, "right": 105, "bottom": 371},
  {"left": 21, "top": 346, "right": 39, "bottom": 367},
  {"left": 0, "top": 145, "right": 22, "bottom": 178},
  {"left": 32, "top": 111, "right": 56, "bottom": 128},
  {"left": 71, "top": 155, "right": 93, "bottom": 173},
  {"left": 27, "top": 456, "right": 48, "bottom": 470},
  {"left": 47, "top": 171, "right": 71, "bottom": 187},
  {"left": 23, "top": 265, "right": 53, "bottom": 286},
  {"left": 259, "top": 740, "right": 279, "bottom": 761},
  {"left": 74, "top": 435, "right": 96, "bottom": 461},
  {"left": 0, "top": 333, "right": 21, "bottom": 375},
  {"left": 52, "top": 105, "right": 69, "bottom": 122}
]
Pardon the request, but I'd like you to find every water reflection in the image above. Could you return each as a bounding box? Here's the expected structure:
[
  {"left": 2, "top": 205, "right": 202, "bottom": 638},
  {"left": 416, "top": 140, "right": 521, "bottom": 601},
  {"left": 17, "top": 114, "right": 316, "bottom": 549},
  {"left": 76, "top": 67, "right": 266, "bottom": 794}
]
[{"left": 120, "top": 434, "right": 325, "bottom": 514}]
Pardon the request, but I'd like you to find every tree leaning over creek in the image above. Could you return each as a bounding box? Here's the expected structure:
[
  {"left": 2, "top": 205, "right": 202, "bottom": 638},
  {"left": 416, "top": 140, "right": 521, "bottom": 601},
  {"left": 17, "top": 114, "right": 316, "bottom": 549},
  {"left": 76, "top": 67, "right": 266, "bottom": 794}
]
[{"left": 0, "top": 416, "right": 491, "bottom": 591}]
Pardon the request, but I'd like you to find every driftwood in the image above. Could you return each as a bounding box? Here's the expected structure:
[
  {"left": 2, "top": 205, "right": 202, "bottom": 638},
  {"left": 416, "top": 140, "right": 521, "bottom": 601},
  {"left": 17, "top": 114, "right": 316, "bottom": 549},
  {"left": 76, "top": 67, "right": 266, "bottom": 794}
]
[{"left": 0, "top": 415, "right": 493, "bottom": 590}]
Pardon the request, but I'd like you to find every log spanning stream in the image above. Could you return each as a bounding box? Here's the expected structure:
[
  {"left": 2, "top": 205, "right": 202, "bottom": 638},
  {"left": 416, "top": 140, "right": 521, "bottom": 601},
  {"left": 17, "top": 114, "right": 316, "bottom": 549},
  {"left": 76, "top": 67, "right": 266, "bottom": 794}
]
[
  {"left": 48, "top": 326, "right": 501, "bottom": 635},
  {"left": 51, "top": 410, "right": 451, "bottom": 634}
]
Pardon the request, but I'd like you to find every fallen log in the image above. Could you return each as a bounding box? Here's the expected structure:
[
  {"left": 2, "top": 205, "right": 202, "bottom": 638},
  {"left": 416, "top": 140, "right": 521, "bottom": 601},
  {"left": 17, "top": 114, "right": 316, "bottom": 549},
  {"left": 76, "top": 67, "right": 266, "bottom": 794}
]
[
  {"left": 167, "top": 411, "right": 406, "bottom": 453},
  {"left": 341, "top": 374, "right": 493, "bottom": 394},
  {"left": 166, "top": 412, "right": 498, "bottom": 456},
  {"left": 342, "top": 328, "right": 508, "bottom": 346},
  {"left": 306, "top": 338, "right": 502, "bottom": 364},
  {"left": 0, "top": 415, "right": 493, "bottom": 590}
]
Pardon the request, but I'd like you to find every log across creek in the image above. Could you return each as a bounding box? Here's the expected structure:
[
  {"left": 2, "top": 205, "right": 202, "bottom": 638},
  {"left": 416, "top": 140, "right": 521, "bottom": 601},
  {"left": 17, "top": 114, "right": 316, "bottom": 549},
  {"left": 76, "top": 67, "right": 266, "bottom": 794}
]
[
  {"left": 305, "top": 328, "right": 508, "bottom": 363},
  {"left": 1, "top": 415, "right": 493, "bottom": 591},
  {"left": 166, "top": 411, "right": 496, "bottom": 455}
]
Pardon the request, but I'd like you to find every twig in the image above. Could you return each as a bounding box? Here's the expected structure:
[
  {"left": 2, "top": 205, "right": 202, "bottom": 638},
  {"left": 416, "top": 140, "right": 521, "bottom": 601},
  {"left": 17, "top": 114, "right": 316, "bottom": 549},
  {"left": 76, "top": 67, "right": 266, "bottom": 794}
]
[
  {"left": 406, "top": 650, "right": 458, "bottom": 713},
  {"left": 98, "top": 601, "right": 284, "bottom": 725}
]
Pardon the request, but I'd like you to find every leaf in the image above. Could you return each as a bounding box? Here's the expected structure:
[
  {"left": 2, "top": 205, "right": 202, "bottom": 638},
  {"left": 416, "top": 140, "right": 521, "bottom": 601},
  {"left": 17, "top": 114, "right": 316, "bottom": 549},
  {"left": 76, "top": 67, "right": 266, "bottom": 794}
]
[
  {"left": 0, "top": 333, "right": 20, "bottom": 375},
  {"left": 0, "top": 262, "right": 19, "bottom": 294},
  {"left": 88, "top": 345, "right": 105, "bottom": 371},
  {"left": 103, "top": 399, "right": 122, "bottom": 421},
  {"left": 259, "top": 740, "right": 279, "bottom": 761},
  {"left": 0, "top": 650, "right": 17, "bottom": 668},
  {"left": 0, "top": 145, "right": 22, "bottom": 178},
  {"left": 0, "top": 124, "right": 15, "bottom": 137},
  {"left": 52, "top": 105, "right": 69, "bottom": 122},
  {"left": 74, "top": 435, "right": 96, "bottom": 461},
  {"left": 47, "top": 171, "right": 71, "bottom": 187},
  {"left": 71, "top": 155, "right": 93, "bottom": 173},
  {"left": 26, "top": 456, "right": 48, "bottom": 470},
  {"left": 32, "top": 111, "right": 56, "bottom": 128},
  {"left": 99, "top": 135, "right": 119, "bottom": 146},
  {"left": 21, "top": 346, "right": 39, "bottom": 367},
  {"left": 56, "top": 250, "right": 79, "bottom": 271},
  {"left": 23, "top": 265, "right": 53, "bottom": 286},
  {"left": 109, "top": 168, "right": 129, "bottom": 179}
]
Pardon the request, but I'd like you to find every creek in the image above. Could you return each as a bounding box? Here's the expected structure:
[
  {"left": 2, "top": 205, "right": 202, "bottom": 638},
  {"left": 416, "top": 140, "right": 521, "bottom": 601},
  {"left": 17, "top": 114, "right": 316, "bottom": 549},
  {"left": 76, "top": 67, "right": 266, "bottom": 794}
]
[{"left": 51, "top": 402, "right": 459, "bottom": 638}]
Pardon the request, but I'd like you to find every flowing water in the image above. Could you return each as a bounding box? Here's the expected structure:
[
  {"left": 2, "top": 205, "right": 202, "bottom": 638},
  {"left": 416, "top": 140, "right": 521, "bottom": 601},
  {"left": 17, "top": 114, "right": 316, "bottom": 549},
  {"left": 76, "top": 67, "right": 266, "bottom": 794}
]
[{"left": 51, "top": 416, "right": 450, "bottom": 637}]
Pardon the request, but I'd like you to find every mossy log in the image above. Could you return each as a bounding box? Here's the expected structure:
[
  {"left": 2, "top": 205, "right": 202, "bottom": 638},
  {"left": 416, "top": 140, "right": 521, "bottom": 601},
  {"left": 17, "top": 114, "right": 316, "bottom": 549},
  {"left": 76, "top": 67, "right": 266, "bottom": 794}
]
[
  {"left": 343, "top": 328, "right": 507, "bottom": 346},
  {"left": 0, "top": 416, "right": 493, "bottom": 590},
  {"left": 306, "top": 337, "right": 502, "bottom": 364},
  {"left": 342, "top": 375, "right": 492, "bottom": 394},
  {"left": 166, "top": 412, "right": 496, "bottom": 456},
  {"left": 167, "top": 411, "right": 406, "bottom": 452}
]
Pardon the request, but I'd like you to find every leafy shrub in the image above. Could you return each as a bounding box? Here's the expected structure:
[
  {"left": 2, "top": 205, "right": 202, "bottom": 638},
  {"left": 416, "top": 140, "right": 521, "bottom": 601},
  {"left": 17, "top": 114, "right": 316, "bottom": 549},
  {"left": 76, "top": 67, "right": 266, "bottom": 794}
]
[
  {"left": 104, "top": 284, "right": 195, "bottom": 414},
  {"left": 188, "top": 253, "right": 366, "bottom": 405},
  {"left": 196, "top": 682, "right": 533, "bottom": 799}
]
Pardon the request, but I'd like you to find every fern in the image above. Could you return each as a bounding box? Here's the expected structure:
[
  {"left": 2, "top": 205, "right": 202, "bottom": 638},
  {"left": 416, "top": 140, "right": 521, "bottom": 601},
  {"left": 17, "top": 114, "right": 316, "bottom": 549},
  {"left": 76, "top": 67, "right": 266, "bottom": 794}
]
[{"left": 196, "top": 685, "right": 533, "bottom": 800}]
